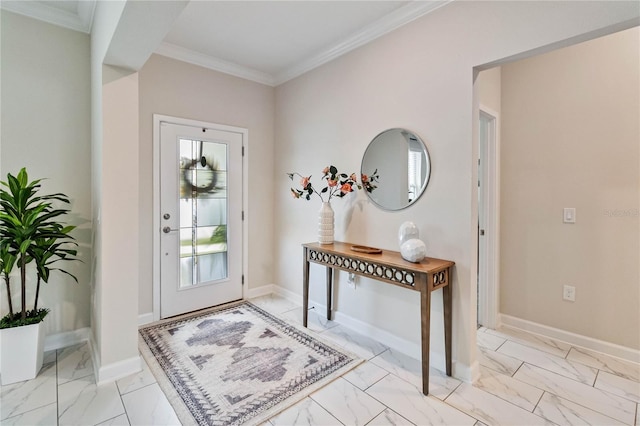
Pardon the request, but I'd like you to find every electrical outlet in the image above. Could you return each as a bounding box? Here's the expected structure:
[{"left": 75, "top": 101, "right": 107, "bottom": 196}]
[
  {"left": 563, "top": 285, "right": 576, "bottom": 302},
  {"left": 347, "top": 272, "right": 356, "bottom": 289}
]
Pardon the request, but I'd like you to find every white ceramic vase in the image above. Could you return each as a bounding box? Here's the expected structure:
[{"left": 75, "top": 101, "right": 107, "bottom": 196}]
[
  {"left": 398, "top": 221, "right": 420, "bottom": 246},
  {"left": 0, "top": 321, "right": 45, "bottom": 385},
  {"left": 400, "top": 239, "right": 427, "bottom": 263},
  {"left": 318, "top": 201, "right": 334, "bottom": 244}
]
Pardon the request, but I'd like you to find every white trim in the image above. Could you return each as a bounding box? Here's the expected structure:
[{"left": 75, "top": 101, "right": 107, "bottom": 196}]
[
  {"left": 0, "top": 0, "right": 95, "bottom": 34},
  {"left": 272, "top": 285, "right": 301, "bottom": 305},
  {"left": 88, "top": 331, "right": 142, "bottom": 385},
  {"left": 499, "top": 314, "right": 640, "bottom": 364},
  {"left": 77, "top": 0, "right": 97, "bottom": 33},
  {"left": 244, "top": 284, "right": 276, "bottom": 300},
  {"left": 241, "top": 133, "right": 250, "bottom": 303},
  {"left": 329, "top": 304, "right": 460, "bottom": 376},
  {"left": 152, "top": 115, "right": 162, "bottom": 322},
  {"left": 43, "top": 327, "right": 90, "bottom": 352},
  {"left": 155, "top": 43, "right": 276, "bottom": 87},
  {"left": 154, "top": 1, "right": 451, "bottom": 87},
  {"left": 152, "top": 114, "right": 248, "bottom": 322},
  {"left": 271, "top": 285, "right": 472, "bottom": 382},
  {"left": 333, "top": 309, "right": 424, "bottom": 361},
  {"left": 468, "top": 360, "right": 481, "bottom": 384},
  {"left": 97, "top": 355, "right": 142, "bottom": 385},
  {"left": 477, "top": 105, "right": 501, "bottom": 330},
  {"left": 138, "top": 313, "right": 155, "bottom": 327},
  {"left": 88, "top": 332, "right": 101, "bottom": 384},
  {"left": 273, "top": 1, "right": 451, "bottom": 85},
  {"left": 6, "top": 0, "right": 449, "bottom": 83}
]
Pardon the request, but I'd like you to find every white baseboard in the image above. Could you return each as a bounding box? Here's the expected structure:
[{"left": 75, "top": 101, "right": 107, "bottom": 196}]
[
  {"left": 499, "top": 314, "right": 640, "bottom": 364},
  {"left": 271, "top": 284, "right": 472, "bottom": 382},
  {"left": 44, "top": 327, "right": 90, "bottom": 352},
  {"left": 332, "top": 309, "right": 423, "bottom": 359},
  {"left": 88, "top": 332, "right": 142, "bottom": 385},
  {"left": 467, "top": 360, "right": 481, "bottom": 384},
  {"left": 88, "top": 332, "right": 101, "bottom": 383},
  {"left": 272, "top": 285, "right": 300, "bottom": 304},
  {"left": 138, "top": 312, "right": 154, "bottom": 326},
  {"left": 245, "top": 284, "right": 276, "bottom": 299},
  {"left": 96, "top": 355, "right": 141, "bottom": 385},
  {"left": 331, "top": 308, "right": 473, "bottom": 381}
]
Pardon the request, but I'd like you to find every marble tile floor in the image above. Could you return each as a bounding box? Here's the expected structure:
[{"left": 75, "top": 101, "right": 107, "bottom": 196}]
[{"left": 1, "top": 294, "right": 638, "bottom": 425}]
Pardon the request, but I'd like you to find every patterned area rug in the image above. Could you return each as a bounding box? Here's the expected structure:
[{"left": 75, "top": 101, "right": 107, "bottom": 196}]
[{"left": 139, "top": 301, "right": 361, "bottom": 426}]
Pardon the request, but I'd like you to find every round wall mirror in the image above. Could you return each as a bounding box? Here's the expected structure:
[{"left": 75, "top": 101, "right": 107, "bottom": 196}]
[{"left": 361, "top": 128, "right": 431, "bottom": 211}]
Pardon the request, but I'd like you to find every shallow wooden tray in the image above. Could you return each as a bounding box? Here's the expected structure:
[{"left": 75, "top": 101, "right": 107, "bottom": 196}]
[{"left": 350, "top": 245, "right": 383, "bottom": 254}]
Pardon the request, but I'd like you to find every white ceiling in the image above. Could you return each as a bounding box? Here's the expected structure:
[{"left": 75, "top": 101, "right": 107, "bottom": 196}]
[
  {"left": 1, "top": 0, "right": 95, "bottom": 33},
  {"left": 1, "top": 0, "right": 450, "bottom": 86}
]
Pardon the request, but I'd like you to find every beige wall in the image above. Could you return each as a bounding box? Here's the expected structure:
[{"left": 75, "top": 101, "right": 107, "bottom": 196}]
[
  {"left": 98, "top": 66, "right": 141, "bottom": 369},
  {"left": 90, "top": 0, "right": 146, "bottom": 377},
  {"left": 477, "top": 67, "right": 501, "bottom": 114},
  {"left": 274, "top": 1, "right": 639, "bottom": 379},
  {"left": 500, "top": 27, "right": 640, "bottom": 349},
  {"left": 0, "top": 11, "right": 92, "bottom": 337},
  {"left": 138, "top": 54, "right": 276, "bottom": 315}
]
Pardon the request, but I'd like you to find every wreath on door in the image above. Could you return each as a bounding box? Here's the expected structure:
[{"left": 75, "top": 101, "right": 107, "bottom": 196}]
[{"left": 181, "top": 156, "right": 218, "bottom": 195}]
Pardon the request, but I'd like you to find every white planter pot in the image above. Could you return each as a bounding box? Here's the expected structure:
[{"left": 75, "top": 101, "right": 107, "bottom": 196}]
[{"left": 0, "top": 321, "right": 45, "bottom": 385}]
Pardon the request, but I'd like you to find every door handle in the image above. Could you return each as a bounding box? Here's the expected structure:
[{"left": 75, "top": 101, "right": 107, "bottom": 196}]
[{"left": 163, "top": 226, "right": 172, "bottom": 234}]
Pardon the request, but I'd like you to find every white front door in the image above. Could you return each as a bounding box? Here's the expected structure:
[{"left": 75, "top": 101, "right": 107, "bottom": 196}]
[{"left": 159, "top": 122, "right": 243, "bottom": 318}]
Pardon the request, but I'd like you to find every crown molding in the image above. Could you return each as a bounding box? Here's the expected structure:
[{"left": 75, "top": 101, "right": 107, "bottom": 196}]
[
  {"left": 272, "top": 0, "right": 452, "bottom": 85},
  {"left": 1, "top": 0, "right": 448, "bottom": 84},
  {"left": 155, "top": 42, "right": 277, "bottom": 87},
  {"left": 0, "top": 0, "right": 95, "bottom": 34},
  {"left": 156, "top": 0, "right": 450, "bottom": 87},
  {"left": 77, "top": 0, "right": 96, "bottom": 33}
]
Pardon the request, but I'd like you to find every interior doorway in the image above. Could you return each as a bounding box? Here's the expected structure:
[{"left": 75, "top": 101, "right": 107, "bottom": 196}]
[{"left": 477, "top": 105, "right": 499, "bottom": 329}]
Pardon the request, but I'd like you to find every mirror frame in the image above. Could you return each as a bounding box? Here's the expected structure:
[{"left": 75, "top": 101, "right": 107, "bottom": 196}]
[{"left": 361, "top": 128, "right": 431, "bottom": 211}]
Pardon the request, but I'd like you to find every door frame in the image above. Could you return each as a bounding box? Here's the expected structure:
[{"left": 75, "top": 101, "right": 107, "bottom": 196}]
[
  {"left": 152, "top": 114, "right": 248, "bottom": 322},
  {"left": 477, "top": 105, "right": 500, "bottom": 329}
]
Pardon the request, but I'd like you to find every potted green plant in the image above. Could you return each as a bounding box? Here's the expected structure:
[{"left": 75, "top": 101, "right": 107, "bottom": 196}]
[{"left": 0, "top": 168, "right": 78, "bottom": 385}]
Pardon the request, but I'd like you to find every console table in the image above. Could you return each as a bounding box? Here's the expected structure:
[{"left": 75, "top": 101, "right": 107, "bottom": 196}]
[{"left": 302, "top": 241, "right": 454, "bottom": 395}]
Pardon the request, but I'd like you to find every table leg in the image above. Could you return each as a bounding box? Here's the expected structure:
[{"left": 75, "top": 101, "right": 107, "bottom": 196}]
[
  {"left": 420, "top": 275, "right": 431, "bottom": 395},
  {"left": 443, "top": 270, "right": 452, "bottom": 377},
  {"left": 326, "top": 266, "right": 333, "bottom": 321},
  {"left": 303, "top": 247, "right": 309, "bottom": 328}
]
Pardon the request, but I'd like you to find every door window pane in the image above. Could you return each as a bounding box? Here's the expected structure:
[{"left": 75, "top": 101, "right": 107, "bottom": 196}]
[
  {"left": 197, "top": 253, "right": 228, "bottom": 282},
  {"left": 194, "top": 226, "right": 227, "bottom": 255},
  {"left": 179, "top": 199, "right": 193, "bottom": 229},
  {"left": 196, "top": 199, "right": 226, "bottom": 227},
  {"left": 178, "top": 138, "right": 229, "bottom": 288}
]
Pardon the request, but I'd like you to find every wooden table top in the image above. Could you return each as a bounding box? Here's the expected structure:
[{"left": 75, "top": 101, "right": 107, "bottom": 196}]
[{"left": 303, "top": 241, "right": 454, "bottom": 274}]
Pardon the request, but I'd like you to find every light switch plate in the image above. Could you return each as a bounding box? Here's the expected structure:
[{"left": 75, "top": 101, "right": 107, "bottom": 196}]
[{"left": 563, "top": 208, "right": 576, "bottom": 223}]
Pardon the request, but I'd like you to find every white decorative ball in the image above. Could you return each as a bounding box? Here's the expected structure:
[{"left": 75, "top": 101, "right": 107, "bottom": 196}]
[
  {"left": 400, "top": 239, "right": 427, "bottom": 263},
  {"left": 398, "top": 221, "right": 419, "bottom": 246}
]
